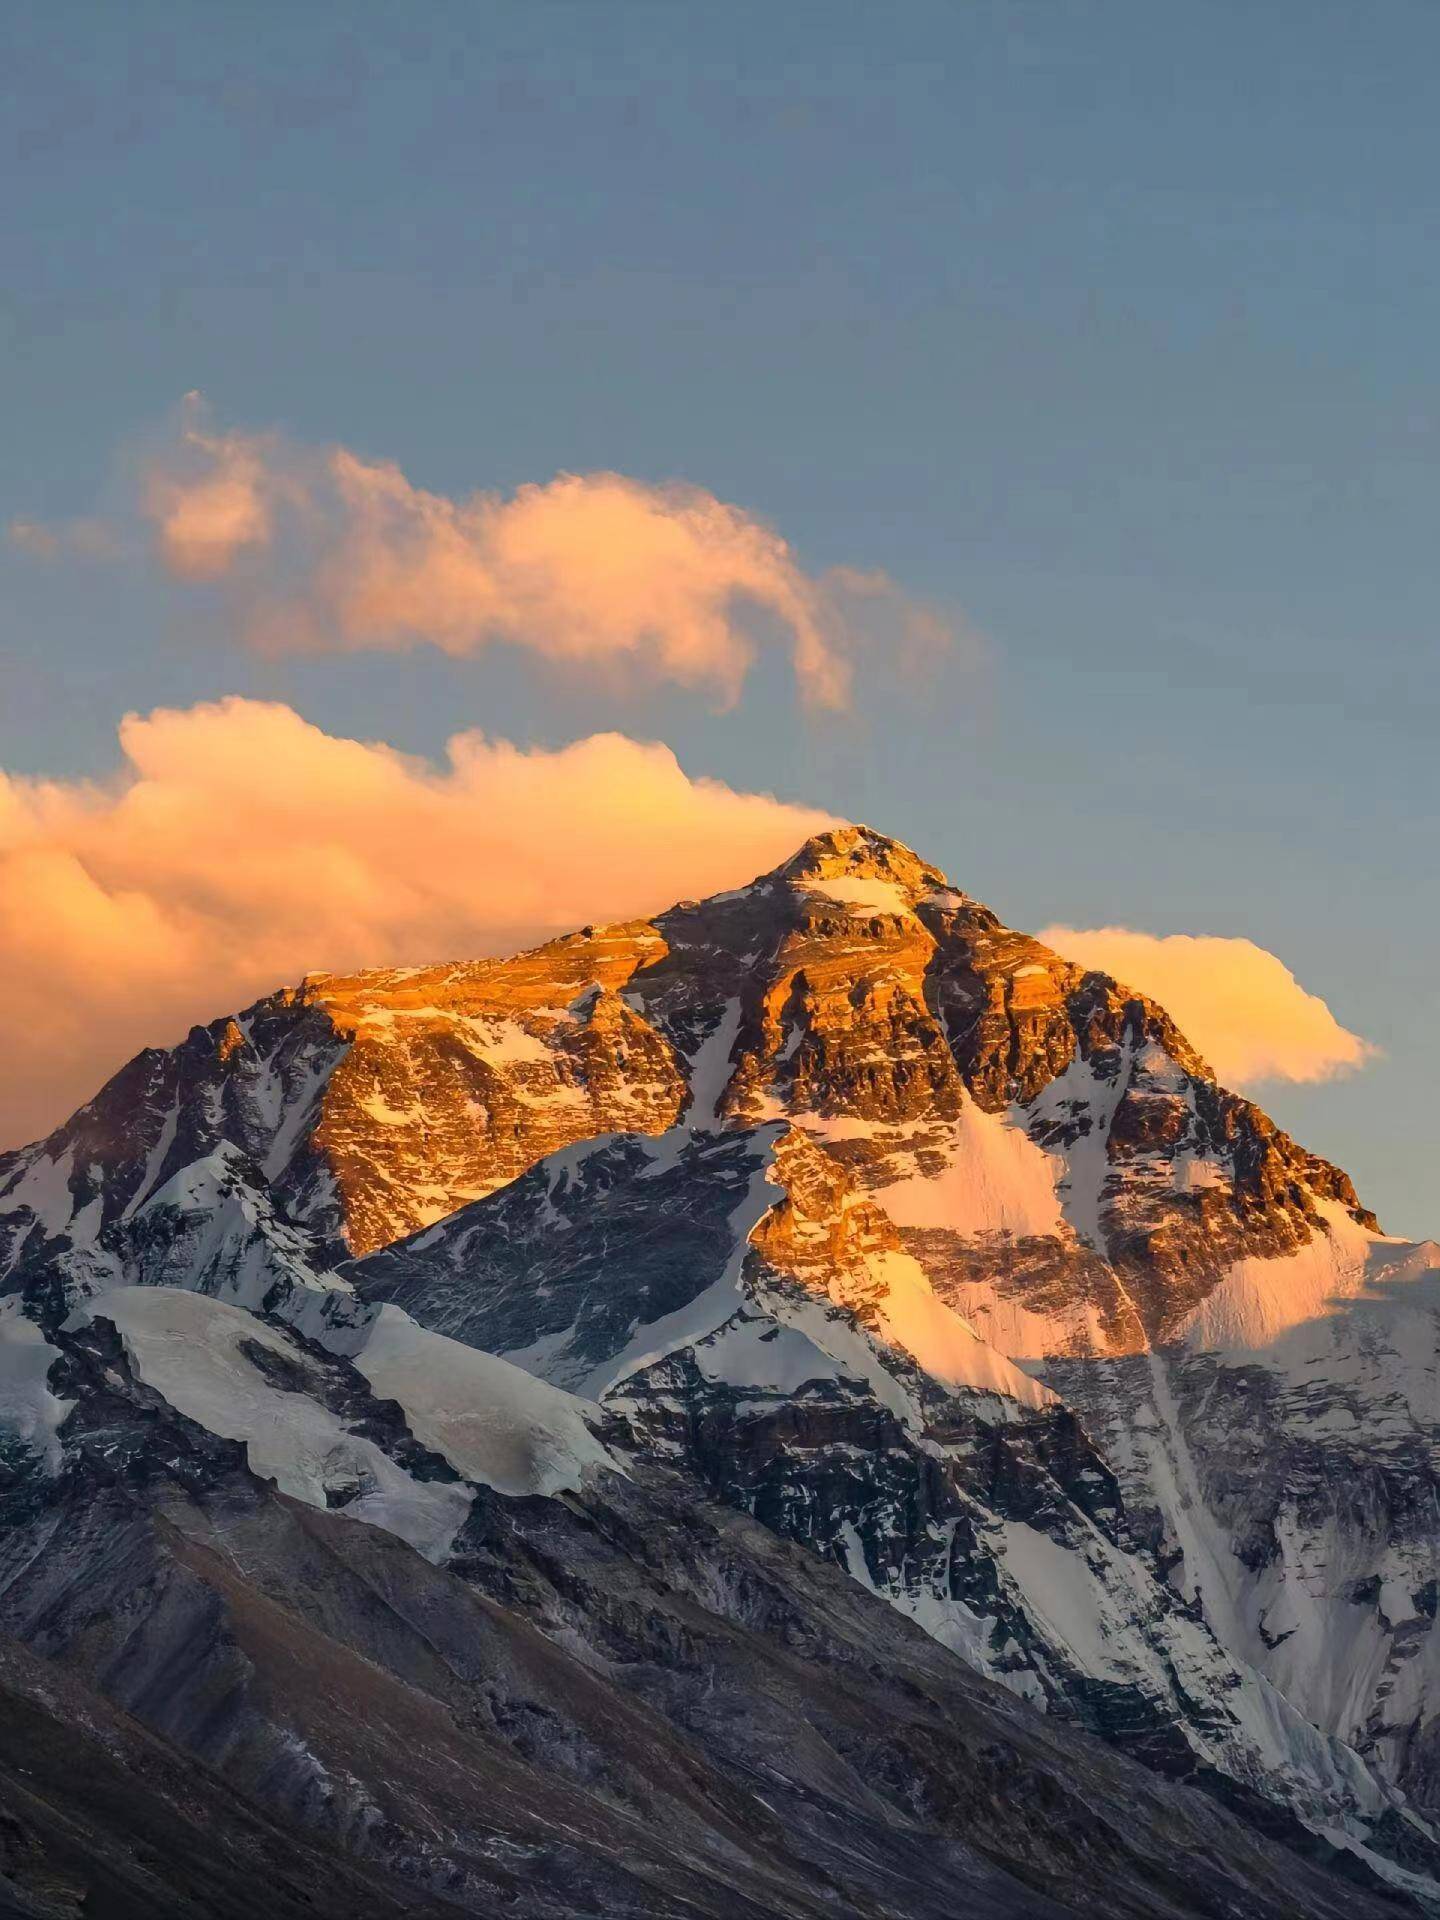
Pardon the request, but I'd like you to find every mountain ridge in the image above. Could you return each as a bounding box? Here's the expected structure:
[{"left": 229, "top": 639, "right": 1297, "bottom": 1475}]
[{"left": 3, "top": 821, "right": 1439, "bottom": 1914}]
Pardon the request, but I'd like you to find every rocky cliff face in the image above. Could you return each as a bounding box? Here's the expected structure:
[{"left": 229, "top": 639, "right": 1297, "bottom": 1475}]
[{"left": 2, "top": 823, "right": 1438, "bottom": 1916}]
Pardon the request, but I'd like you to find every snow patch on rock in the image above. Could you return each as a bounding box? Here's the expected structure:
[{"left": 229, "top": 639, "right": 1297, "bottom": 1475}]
[
  {"left": 878, "top": 1100, "right": 1067, "bottom": 1239},
  {"left": 81, "top": 1287, "right": 473, "bottom": 1561},
  {"left": 802, "top": 876, "right": 913, "bottom": 915},
  {"left": 863, "top": 1248, "right": 1055, "bottom": 1412},
  {"left": 0, "top": 1300, "right": 72, "bottom": 1472},
  {"left": 682, "top": 1000, "right": 742, "bottom": 1132},
  {"left": 353, "top": 1304, "right": 616, "bottom": 1498}
]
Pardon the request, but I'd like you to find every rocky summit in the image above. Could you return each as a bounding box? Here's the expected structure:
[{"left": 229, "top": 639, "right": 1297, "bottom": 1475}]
[{"left": 3, "top": 824, "right": 1440, "bottom": 1917}]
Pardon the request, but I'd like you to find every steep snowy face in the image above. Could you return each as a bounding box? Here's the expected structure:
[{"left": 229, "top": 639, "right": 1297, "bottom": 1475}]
[
  {"left": 1059, "top": 1206, "right": 1440, "bottom": 1815},
  {"left": 346, "top": 1119, "right": 1431, "bottom": 1876},
  {"left": 0, "top": 1234, "right": 620, "bottom": 1578},
  {"left": 351, "top": 1121, "right": 1052, "bottom": 1419},
  {"left": 0, "top": 990, "right": 349, "bottom": 1296}
]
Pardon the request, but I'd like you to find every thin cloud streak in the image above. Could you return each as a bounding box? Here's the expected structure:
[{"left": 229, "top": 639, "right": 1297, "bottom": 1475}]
[{"left": 6, "top": 515, "right": 121, "bottom": 562}]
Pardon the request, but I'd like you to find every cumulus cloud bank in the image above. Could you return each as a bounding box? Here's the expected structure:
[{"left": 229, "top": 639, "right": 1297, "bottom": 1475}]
[
  {"left": 1037, "top": 924, "right": 1377, "bottom": 1087},
  {"left": 123, "top": 396, "right": 951, "bottom": 706},
  {"left": 0, "top": 697, "right": 837, "bottom": 1147}
]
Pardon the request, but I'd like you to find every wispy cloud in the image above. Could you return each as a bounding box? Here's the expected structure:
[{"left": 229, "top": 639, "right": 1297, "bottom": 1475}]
[
  {"left": 6, "top": 514, "right": 121, "bottom": 562},
  {"left": 143, "top": 400, "right": 279, "bottom": 579},
  {"left": 12, "top": 394, "right": 956, "bottom": 709},
  {"left": 1037, "top": 923, "right": 1379, "bottom": 1087},
  {"left": 0, "top": 697, "right": 838, "bottom": 1146}
]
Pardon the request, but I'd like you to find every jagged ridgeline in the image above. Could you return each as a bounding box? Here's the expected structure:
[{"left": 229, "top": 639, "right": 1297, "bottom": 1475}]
[{"left": 3, "top": 825, "right": 1439, "bottom": 1919}]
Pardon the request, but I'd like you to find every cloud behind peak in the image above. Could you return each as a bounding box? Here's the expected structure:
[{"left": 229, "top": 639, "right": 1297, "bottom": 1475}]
[{"left": 1037, "top": 923, "right": 1378, "bottom": 1087}]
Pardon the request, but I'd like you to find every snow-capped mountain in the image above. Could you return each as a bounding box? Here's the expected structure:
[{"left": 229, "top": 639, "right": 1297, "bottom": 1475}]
[{"left": 3, "top": 824, "right": 1439, "bottom": 1916}]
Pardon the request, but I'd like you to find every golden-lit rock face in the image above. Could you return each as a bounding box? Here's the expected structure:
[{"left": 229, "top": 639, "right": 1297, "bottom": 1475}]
[
  {"left": 636, "top": 826, "right": 1372, "bottom": 1350},
  {"left": 749, "top": 1125, "right": 902, "bottom": 1306},
  {"left": 303, "top": 924, "right": 686, "bottom": 1254}
]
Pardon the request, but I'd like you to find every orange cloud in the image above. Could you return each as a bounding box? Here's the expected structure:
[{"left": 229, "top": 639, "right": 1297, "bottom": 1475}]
[
  {"left": 0, "top": 698, "right": 837, "bottom": 1148},
  {"left": 143, "top": 397, "right": 275, "bottom": 579},
  {"left": 1036, "top": 924, "right": 1378, "bottom": 1087},
  {"left": 126, "top": 399, "right": 952, "bottom": 707}
]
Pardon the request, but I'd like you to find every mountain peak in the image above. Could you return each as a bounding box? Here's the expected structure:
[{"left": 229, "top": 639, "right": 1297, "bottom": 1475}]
[
  {"left": 4, "top": 802, "right": 1430, "bottom": 1908},
  {"left": 773, "top": 823, "right": 951, "bottom": 898}
]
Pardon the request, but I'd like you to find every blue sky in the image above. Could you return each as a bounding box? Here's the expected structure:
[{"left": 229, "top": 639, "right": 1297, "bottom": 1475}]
[{"left": 2, "top": 1, "right": 1436, "bottom": 1230}]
